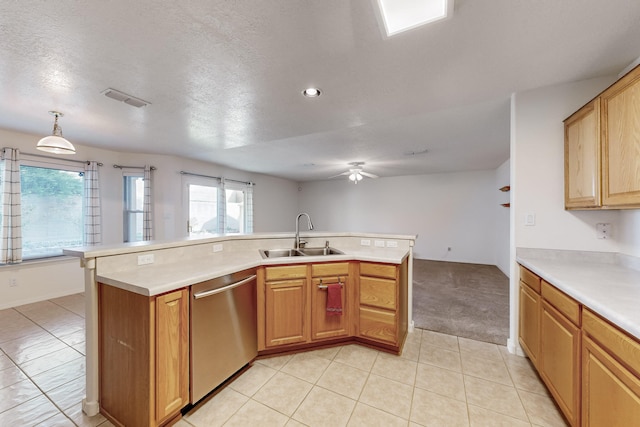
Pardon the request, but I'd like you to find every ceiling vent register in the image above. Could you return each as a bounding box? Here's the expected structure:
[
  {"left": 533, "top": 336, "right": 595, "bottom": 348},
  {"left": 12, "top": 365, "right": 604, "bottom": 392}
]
[{"left": 102, "top": 88, "right": 150, "bottom": 108}]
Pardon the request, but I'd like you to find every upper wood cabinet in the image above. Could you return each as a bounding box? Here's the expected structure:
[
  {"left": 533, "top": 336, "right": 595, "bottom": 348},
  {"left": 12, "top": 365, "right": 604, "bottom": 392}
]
[
  {"left": 601, "top": 66, "right": 640, "bottom": 206},
  {"left": 564, "top": 65, "right": 640, "bottom": 209},
  {"left": 564, "top": 98, "right": 601, "bottom": 208}
]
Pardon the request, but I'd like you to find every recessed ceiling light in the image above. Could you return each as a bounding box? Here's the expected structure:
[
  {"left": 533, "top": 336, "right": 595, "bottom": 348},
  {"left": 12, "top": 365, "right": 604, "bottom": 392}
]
[
  {"left": 377, "top": 0, "right": 454, "bottom": 37},
  {"left": 302, "top": 87, "right": 321, "bottom": 98}
]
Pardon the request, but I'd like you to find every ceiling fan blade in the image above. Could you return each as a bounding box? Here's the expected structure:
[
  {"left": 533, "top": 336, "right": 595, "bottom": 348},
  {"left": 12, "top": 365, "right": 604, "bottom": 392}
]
[
  {"left": 328, "top": 171, "right": 350, "bottom": 179},
  {"left": 360, "top": 171, "right": 378, "bottom": 179}
]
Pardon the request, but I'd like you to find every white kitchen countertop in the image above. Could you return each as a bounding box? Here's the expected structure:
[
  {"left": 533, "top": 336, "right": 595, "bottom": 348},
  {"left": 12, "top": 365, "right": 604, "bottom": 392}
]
[
  {"left": 81, "top": 234, "right": 413, "bottom": 296},
  {"left": 517, "top": 250, "right": 640, "bottom": 341}
]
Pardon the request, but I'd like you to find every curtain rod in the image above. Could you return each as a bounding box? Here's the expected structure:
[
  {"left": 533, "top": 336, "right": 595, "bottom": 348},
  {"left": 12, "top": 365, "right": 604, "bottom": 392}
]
[
  {"left": 113, "top": 164, "right": 156, "bottom": 170},
  {"left": 179, "top": 170, "right": 254, "bottom": 186},
  {"left": 19, "top": 151, "right": 103, "bottom": 166}
]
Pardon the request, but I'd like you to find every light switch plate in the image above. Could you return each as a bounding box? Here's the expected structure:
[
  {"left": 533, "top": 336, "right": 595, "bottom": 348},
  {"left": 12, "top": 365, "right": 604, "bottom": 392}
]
[
  {"left": 213, "top": 243, "right": 223, "bottom": 252},
  {"left": 524, "top": 213, "right": 536, "bottom": 226},
  {"left": 374, "top": 240, "right": 385, "bottom": 247},
  {"left": 360, "top": 239, "right": 371, "bottom": 246},
  {"left": 386, "top": 240, "right": 398, "bottom": 248}
]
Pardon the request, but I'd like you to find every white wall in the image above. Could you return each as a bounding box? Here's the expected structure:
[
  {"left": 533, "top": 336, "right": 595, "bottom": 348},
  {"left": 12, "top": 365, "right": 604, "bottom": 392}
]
[
  {"left": 0, "top": 127, "right": 299, "bottom": 309},
  {"left": 298, "top": 169, "right": 504, "bottom": 265},
  {"left": 512, "top": 76, "right": 621, "bottom": 253},
  {"left": 508, "top": 74, "right": 633, "bottom": 351},
  {"left": 619, "top": 211, "right": 640, "bottom": 257}
]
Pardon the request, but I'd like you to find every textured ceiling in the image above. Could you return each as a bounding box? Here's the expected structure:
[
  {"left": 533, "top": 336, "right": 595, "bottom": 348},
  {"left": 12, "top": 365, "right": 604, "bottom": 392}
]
[{"left": 1, "top": 1, "right": 639, "bottom": 181}]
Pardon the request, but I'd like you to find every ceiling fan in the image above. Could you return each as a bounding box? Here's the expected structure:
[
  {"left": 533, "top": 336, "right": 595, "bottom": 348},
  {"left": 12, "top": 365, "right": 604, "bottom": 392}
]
[{"left": 329, "top": 162, "right": 379, "bottom": 184}]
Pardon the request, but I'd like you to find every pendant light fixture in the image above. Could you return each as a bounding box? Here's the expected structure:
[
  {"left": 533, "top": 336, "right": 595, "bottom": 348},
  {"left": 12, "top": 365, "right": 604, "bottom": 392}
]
[{"left": 37, "top": 111, "right": 76, "bottom": 155}]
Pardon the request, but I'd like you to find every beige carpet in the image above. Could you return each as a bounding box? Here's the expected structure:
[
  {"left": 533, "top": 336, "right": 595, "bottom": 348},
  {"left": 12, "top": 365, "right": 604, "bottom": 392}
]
[{"left": 412, "top": 259, "right": 509, "bottom": 345}]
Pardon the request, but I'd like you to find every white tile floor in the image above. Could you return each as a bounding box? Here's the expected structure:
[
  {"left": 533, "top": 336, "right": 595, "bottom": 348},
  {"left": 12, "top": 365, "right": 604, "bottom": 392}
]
[{"left": 0, "top": 294, "right": 568, "bottom": 426}]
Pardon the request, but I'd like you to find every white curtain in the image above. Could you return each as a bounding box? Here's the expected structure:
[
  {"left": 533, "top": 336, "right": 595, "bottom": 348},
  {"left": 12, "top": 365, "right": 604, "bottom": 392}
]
[
  {"left": 245, "top": 183, "right": 254, "bottom": 233},
  {"left": 143, "top": 165, "right": 153, "bottom": 240},
  {"left": 84, "top": 161, "right": 101, "bottom": 245},
  {"left": 217, "top": 177, "right": 226, "bottom": 233},
  {"left": 0, "top": 148, "right": 22, "bottom": 263}
]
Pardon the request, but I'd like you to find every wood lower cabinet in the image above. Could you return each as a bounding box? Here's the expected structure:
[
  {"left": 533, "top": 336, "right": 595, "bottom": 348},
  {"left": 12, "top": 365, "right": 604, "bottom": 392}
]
[
  {"left": 310, "top": 262, "right": 351, "bottom": 340},
  {"left": 263, "top": 265, "right": 308, "bottom": 347},
  {"left": 258, "top": 260, "right": 408, "bottom": 353},
  {"left": 358, "top": 259, "right": 408, "bottom": 348},
  {"left": 518, "top": 266, "right": 541, "bottom": 366},
  {"left": 540, "top": 298, "right": 581, "bottom": 426},
  {"left": 582, "top": 309, "right": 640, "bottom": 426},
  {"left": 99, "top": 284, "right": 189, "bottom": 427}
]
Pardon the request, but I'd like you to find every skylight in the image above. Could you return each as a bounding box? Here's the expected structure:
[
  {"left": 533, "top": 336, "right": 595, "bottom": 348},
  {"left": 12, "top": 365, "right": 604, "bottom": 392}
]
[{"left": 377, "top": 0, "right": 453, "bottom": 37}]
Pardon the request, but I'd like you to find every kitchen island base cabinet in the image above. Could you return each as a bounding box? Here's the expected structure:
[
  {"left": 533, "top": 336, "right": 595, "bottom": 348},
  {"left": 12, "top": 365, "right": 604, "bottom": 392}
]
[
  {"left": 311, "top": 262, "right": 351, "bottom": 341},
  {"left": 99, "top": 284, "right": 189, "bottom": 427},
  {"left": 263, "top": 265, "right": 308, "bottom": 348}
]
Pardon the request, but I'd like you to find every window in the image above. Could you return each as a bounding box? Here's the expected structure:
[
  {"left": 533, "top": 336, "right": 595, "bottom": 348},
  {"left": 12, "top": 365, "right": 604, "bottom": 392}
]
[
  {"left": 20, "top": 162, "right": 84, "bottom": 259},
  {"left": 123, "top": 174, "right": 144, "bottom": 242},
  {"left": 224, "top": 187, "right": 246, "bottom": 234},
  {"left": 187, "top": 183, "right": 218, "bottom": 235}
]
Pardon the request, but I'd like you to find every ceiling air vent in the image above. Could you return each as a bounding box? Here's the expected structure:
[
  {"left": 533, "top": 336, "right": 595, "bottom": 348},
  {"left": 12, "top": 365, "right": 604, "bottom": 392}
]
[{"left": 102, "top": 88, "right": 150, "bottom": 108}]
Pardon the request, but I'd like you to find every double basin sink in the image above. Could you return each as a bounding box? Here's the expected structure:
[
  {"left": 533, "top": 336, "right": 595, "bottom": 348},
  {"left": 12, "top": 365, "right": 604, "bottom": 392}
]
[{"left": 259, "top": 247, "right": 344, "bottom": 259}]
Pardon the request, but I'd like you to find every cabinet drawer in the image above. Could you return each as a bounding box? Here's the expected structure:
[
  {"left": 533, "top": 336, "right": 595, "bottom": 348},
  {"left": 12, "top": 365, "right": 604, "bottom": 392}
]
[
  {"left": 311, "top": 262, "right": 349, "bottom": 277},
  {"left": 583, "top": 309, "right": 640, "bottom": 377},
  {"left": 359, "top": 306, "right": 396, "bottom": 344},
  {"left": 541, "top": 281, "right": 580, "bottom": 326},
  {"left": 360, "top": 262, "right": 396, "bottom": 279},
  {"left": 519, "top": 266, "right": 541, "bottom": 293},
  {"left": 265, "top": 265, "right": 306, "bottom": 281},
  {"left": 360, "top": 276, "right": 396, "bottom": 310}
]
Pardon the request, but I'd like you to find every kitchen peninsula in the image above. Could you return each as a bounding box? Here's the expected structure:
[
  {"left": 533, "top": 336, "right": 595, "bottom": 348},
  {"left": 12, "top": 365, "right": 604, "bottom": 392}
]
[{"left": 64, "top": 231, "right": 416, "bottom": 426}]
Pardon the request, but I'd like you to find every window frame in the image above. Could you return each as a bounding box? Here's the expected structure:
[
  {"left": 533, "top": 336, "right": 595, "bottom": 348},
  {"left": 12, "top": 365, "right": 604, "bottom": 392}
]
[
  {"left": 18, "top": 156, "right": 85, "bottom": 260},
  {"left": 182, "top": 174, "right": 220, "bottom": 237},
  {"left": 123, "top": 172, "right": 145, "bottom": 243}
]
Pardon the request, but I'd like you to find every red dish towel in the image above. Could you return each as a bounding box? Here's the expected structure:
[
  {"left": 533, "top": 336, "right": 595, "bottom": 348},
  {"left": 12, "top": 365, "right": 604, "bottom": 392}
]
[{"left": 326, "top": 283, "right": 343, "bottom": 316}]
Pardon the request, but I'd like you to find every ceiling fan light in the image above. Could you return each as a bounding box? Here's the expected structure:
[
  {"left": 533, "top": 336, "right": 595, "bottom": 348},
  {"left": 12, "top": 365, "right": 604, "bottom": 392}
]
[
  {"left": 349, "top": 173, "right": 357, "bottom": 181},
  {"left": 37, "top": 111, "right": 76, "bottom": 155}
]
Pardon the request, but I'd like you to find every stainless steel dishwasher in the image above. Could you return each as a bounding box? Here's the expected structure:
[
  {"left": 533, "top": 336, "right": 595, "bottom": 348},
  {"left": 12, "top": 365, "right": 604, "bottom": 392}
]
[{"left": 190, "top": 268, "right": 257, "bottom": 404}]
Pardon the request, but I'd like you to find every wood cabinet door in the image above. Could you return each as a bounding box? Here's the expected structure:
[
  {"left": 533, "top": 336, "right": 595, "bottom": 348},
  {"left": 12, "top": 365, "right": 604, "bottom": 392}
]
[
  {"left": 155, "top": 289, "right": 189, "bottom": 423},
  {"left": 265, "top": 279, "right": 308, "bottom": 347},
  {"left": 359, "top": 306, "right": 397, "bottom": 345},
  {"left": 518, "top": 282, "right": 540, "bottom": 367},
  {"left": 540, "top": 300, "right": 581, "bottom": 426},
  {"left": 582, "top": 335, "right": 640, "bottom": 426},
  {"left": 564, "top": 98, "right": 601, "bottom": 209},
  {"left": 601, "top": 65, "right": 640, "bottom": 207},
  {"left": 311, "top": 276, "right": 349, "bottom": 340}
]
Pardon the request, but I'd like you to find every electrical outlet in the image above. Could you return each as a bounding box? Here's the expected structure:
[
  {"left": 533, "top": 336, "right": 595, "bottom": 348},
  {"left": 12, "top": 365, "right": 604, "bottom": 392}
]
[
  {"left": 9, "top": 277, "right": 17, "bottom": 287},
  {"left": 386, "top": 240, "right": 398, "bottom": 248},
  {"left": 137, "top": 254, "right": 155, "bottom": 265},
  {"left": 360, "top": 239, "right": 371, "bottom": 246},
  {"left": 596, "top": 223, "right": 611, "bottom": 239},
  {"left": 213, "top": 243, "right": 223, "bottom": 252},
  {"left": 374, "top": 240, "right": 385, "bottom": 248}
]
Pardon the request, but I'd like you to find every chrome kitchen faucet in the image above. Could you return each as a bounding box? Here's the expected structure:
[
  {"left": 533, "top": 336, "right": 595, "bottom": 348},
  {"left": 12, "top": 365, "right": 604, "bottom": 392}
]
[{"left": 295, "top": 213, "right": 313, "bottom": 249}]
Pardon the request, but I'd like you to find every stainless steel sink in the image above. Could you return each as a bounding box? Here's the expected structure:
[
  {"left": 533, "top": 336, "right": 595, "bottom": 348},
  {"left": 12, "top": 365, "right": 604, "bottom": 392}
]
[
  {"left": 260, "top": 249, "right": 305, "bottom": 258},
  {"left": 259, "top": 247, "right": 344, "bottom": 259},
  {"left": 298, "top": 247, "right": 344, "bottom": 256}
]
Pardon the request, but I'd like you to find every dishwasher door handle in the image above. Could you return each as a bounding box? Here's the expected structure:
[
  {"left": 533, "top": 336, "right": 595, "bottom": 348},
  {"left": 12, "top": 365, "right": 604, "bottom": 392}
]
[{"left": 193, "top": 275, "right": 257, "bottom": 300}]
